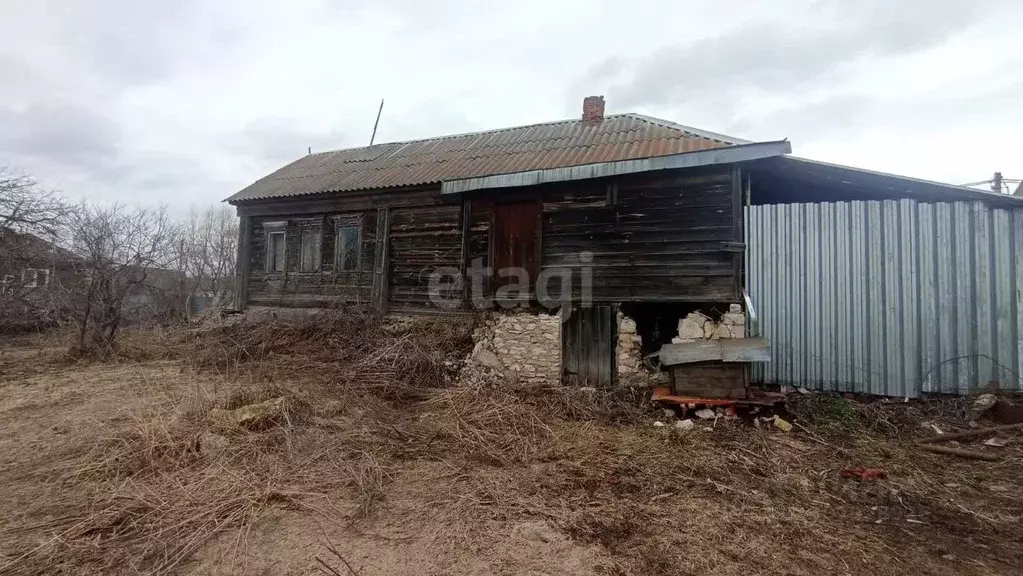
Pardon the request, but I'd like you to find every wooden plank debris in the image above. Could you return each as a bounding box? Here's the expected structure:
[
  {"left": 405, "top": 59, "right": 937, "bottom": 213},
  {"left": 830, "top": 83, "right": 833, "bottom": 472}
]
[{"left": 658, "top": 338, "right": 770, "bottom": 366}]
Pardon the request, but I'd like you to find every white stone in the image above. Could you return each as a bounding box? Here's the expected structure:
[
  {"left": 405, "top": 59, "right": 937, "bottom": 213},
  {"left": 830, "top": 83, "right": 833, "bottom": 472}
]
[
  {"left": 620, "top": 317, "right": 637, "bottom": 334},
  {"left": 721, "top": 312, "right": 745, "bottom": 327},
  {"left": 199, "top": 431, "right": 230, "bottom": 456},
  {"left": 686, "top": 311, "right": 711, "bottom": 323},
  {"left": 728, "top": 303, "right": 742, "bottom": 314},
  {"left": 678, "top": 319, "right": 706, "bottom": 340},
  {"left": 712, "top": 324, "right": 734, "bottom": 339},
  {"left": 694, "top": 408, "right": 717, "bottom": 420},
  {"left": 703, "top": 322, "right": 717, "bottom": 339},
  {"left": 971, "top": 394, "right": 997, "bottom": 417},
  {"left": 474, "top": 349, "right": 502, "bottom": 370},
  {"left": 675, "top": 419, "right": 695, "bottom": 430}
]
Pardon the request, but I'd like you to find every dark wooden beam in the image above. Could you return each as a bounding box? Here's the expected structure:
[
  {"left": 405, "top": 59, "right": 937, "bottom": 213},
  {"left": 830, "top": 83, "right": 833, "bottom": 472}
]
[
  {"left": 730, "top": 165, "right": 743, "bottom": 301},
  {"left": 235, "top": 214, "right": 252, "bottom": 311},
  {"left": 371, "top": 207, "right": 391, "bottom": 313}
]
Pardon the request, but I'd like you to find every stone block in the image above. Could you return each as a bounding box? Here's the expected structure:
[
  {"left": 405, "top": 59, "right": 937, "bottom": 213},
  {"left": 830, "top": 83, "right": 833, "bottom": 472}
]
[
  {"left": 711, "top": 324, "right": 733, "bottom": 339},
  {"left": 474, "top": 349, "right": 502, "bottom": 370},
  {"left": 721, "top": 312, "right": 745, "bottom": 326},
  {"left": 703, "top": 322, "right": 717, "bottom": 339},
  {"left": 678, "top": 318, "right": 706, "bottom": 340},
  {"left": 620, "top": 317, "right": 637, "bottom": 334},
  {"left": 729, "top": 303, "right": 742, "bottom": 314}
]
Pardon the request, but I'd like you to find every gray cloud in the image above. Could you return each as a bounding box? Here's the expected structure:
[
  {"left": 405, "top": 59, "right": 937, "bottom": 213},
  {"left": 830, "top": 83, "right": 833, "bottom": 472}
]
[
  {"left": 0, "top": 101, "right": 121, "bottom": 168},
  {"left": 229, "top": 118, "right": 351, "bottom": 165},
  {"left": 63, "top": 0, "right": 207, "bottom": 90},
  {"left": 573, "top": 0, "right": 1015, "bottom": 112},
  {"left": 1, "top": 0, "right": 1020, "bottom": 208}
]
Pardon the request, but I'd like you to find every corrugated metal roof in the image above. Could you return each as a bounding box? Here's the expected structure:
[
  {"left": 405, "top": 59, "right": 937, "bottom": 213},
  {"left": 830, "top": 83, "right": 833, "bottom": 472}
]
[{"left": 225, "top": 113, "right": 739, "bottom": 203}]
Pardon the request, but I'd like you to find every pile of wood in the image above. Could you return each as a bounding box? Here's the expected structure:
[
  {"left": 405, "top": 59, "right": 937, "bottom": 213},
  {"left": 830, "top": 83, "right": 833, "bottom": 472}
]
[{"left": 916, "top": 423, "right": 1023, "bottom": 461}]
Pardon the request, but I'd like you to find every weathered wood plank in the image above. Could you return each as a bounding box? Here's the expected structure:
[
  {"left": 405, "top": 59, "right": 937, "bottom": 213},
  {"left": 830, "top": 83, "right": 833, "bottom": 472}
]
[
  {"left": 372, "top": 207, "right": 390, "bottom": 312},
  {"left": 235, "top": 215, "right": 252, "bottom": 310},
  {"left": 659, "top": 338, "right": 770, "bottom": 366},
  {"left": 669, "top": 361, "right": 748, "bottom": 399},
  {"left": 659, "top": 341, "right": 721, "bottom": 365}
]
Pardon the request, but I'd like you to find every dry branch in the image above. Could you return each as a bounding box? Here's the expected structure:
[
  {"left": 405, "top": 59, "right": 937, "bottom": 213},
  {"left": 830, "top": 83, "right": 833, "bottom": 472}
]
[
  {"left": 917, "top": 443, "right": 1001, "bottom": 461},
  {"left": 916, "top": 423, "right": 1023, "bottom": 445}
]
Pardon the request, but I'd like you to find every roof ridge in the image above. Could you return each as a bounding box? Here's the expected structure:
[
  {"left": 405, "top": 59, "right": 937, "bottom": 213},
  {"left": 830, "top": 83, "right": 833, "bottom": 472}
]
[
  {"left": 622, "top": 113, "right": 750, "bottom": 145},
  {"left": 311, "top": 115, "right": 601, "bottom": 158},
  {"left": 308, "top": 112, "right": 702, "bottom": 158}
]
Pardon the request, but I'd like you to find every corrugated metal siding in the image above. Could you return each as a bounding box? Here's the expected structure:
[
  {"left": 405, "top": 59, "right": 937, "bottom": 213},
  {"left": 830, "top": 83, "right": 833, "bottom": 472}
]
[{"left": 746, "top": 200, "right": 1023, "bottom": 397}]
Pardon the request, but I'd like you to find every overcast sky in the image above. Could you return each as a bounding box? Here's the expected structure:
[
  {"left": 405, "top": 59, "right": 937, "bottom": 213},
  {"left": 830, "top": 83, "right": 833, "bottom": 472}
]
[{"left": 1, "top": 0, "right": 1021, "bottom": 210}]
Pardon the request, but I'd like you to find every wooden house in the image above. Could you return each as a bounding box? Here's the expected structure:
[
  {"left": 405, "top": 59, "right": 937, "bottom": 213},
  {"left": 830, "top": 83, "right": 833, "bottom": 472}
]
[{"left": 226, "top": 96, "right": 1017, "bottom": 391}]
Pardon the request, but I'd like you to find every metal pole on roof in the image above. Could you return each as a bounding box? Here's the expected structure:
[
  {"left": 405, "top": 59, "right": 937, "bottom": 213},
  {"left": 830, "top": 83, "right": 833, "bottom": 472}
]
[{"left": 369, "top": 98, "right": 385, "bottom": 145}]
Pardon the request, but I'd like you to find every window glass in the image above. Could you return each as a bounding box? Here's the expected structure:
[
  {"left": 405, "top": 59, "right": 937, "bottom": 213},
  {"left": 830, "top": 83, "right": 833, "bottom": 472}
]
[
  {"left": 21, "top": 268, "right": 48, "bottom": 288},
  {"left": 268, "top": 232, "right": 286, "bottom": 272},
  {"left": 300, "top": 228, "right": 321, "bottom": 272},
  {"left": 339, "top": 226, "right": 361, "bottom": 271}
]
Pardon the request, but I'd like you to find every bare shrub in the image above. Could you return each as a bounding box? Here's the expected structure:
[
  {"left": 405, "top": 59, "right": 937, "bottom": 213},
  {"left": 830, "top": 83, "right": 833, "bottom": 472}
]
[
  {"left": 185, "top": 308, "right": 472, "bottom": 401},
  {"left": 64, "top": 203, "right": 176, "bottom": 358}
]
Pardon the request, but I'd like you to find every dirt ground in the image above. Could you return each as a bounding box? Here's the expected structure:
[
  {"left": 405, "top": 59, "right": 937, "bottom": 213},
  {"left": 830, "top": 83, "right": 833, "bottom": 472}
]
[{"left": 1, "top": 320, "right": 1021, "bottom": 576}]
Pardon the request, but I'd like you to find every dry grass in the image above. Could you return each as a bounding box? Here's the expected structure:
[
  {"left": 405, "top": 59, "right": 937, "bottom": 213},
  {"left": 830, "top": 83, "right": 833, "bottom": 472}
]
[{"left": 2, "top": 311, "right": 1022, "bottom": 575}]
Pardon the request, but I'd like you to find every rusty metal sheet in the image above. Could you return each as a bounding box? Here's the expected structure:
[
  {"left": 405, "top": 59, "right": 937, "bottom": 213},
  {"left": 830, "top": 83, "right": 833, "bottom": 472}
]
[{"left": 226, "top": 114, "right": 737, "bottom": 203}]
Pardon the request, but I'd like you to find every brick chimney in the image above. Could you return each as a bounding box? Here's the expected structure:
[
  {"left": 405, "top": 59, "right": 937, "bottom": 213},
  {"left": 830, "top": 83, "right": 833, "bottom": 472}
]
[{"left": 581, "top": 95, "right": 605, "bottom": 122}]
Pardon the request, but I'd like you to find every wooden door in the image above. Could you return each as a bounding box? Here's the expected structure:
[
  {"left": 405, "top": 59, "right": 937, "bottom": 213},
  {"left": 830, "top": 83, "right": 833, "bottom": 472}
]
[
  {"left": 492, "top": 201, "right": 541, "bottom": 292},
  {"left": 562, "top": 305, "right": 617, "bottom": 387}
]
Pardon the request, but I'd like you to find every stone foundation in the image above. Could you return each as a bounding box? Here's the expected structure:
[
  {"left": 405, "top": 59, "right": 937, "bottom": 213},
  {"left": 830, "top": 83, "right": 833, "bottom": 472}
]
[
  {"left": 672, "top": 303, "right": 746, "bottom": 344},
  {"left": 617, "top": 312, "right": 643, "bottom": 374},
  {"left": 468, "top": 311, "right": 562, "bottom": 385},
  {"left": 617, "top": 310, "right": 669, "bottom": 387}
]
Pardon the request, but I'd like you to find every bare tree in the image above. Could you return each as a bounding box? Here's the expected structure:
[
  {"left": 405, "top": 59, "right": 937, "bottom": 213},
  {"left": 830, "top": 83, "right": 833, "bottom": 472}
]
[
  {"left": 0, "top": 168, "right": 70, "bottom": 329},
  {"left": 173, "top": 205, "right": 238, "bottom": 314},
  {"left": 1, "top": 167, "right": 66, "bottom": 236},
  {"left": 65, "top": 203, "right": 176, "bottom": 357}
]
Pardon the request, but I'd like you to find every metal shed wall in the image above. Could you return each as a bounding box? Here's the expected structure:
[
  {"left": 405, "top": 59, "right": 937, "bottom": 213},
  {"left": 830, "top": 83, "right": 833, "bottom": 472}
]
[{"left": 746, "top": 200, "right": 1023, "bottom": 397}]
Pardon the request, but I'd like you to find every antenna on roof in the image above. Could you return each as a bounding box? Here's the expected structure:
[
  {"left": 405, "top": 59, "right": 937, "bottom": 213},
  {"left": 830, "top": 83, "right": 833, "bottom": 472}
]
[
  {"left": 369, "top": 98, "right": 385, "bottom": 145},
  {"left": 307, "top": 146, "right": 311, "bottom": 155}
]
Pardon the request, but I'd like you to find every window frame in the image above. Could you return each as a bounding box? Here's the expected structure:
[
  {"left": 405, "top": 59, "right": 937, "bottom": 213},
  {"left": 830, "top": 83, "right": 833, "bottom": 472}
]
[
  {"left": 298, "top": 223, "right": 323, "bottom": 273},
  {"left": 332, "top": 214, "right": 363, "bottom": 273},
  {"left": 263, "top": 221, "right": 287, "bottom": 273},
  {"left": 21, "top": 268, "right": 49, "bottom": 289}
]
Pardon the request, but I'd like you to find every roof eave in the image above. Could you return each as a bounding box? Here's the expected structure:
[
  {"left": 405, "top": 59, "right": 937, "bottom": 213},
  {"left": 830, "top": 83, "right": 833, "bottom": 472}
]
[
  {"left": 779, "top": 156, "right": 1023, "bottom": 206},
  {"left": 440, "top": 140, "right": 792, "bottom": 195}
]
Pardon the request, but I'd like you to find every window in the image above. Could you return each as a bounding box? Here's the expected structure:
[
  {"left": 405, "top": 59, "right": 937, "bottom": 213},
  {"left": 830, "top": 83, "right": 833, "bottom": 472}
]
[
  {"left": 267, "top": 231, "right": 286, "bottom": 272},
  {"left": 22, "top": 268, "right": 49, "bottom": 288},
  {"left": 299, "top": 227, "right": 322, "bottom": 272},
  {"left": 337, "top": 226, "right": 361, "bottom": 271}
]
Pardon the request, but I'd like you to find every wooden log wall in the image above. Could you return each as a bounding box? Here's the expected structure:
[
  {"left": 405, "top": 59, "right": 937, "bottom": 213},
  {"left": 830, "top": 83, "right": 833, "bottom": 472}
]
[
  {"left": 237, "top": 187, "right": 454, "bottom": 308},
  {"left": 246, "top": 213, "right": 377, "bottom": 307},
  {"left": 541, "top": 168, "right": 741, "bottom": 303},
  {"left": 235, "top": 166, "right": 741, "bottom": 311},
  {"left": 388, "top": 205, "right": 463, "bottom": 309}
]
